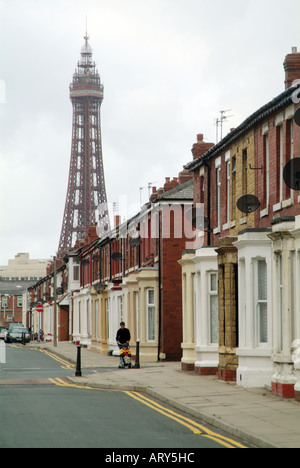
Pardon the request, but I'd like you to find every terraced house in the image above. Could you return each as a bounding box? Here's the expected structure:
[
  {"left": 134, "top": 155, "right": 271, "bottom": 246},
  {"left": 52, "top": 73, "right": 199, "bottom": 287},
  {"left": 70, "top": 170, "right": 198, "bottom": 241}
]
[
  {"left": 27, "top": 172, "right": 195, "bottom": 364},
  {"left": 180, "top": 48, "right": 300, "bottom": 400}
]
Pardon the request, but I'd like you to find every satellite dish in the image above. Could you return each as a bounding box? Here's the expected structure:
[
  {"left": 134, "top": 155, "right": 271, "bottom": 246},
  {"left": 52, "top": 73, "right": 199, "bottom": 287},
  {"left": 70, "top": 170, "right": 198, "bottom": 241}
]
[
  {"left": 111, "top": 252, "right": 123, "bottom": 261},
  {"left": 294, "top": 108, "right": 300, "bottom": 127},
  {"left": 81, "top": 259, "right": 90, "bottom": 265},
  {"left": 129, "top": 237, "right": 141, "bottom": 247},
  {"left": 236, "top": 194, "right": 260, "bottom": 214},
  {"left": 185, "top": 206, "right": 204, "bottom": 230},
  {"left": 283, "top": 158, "right": 300, "bottom": 190}
]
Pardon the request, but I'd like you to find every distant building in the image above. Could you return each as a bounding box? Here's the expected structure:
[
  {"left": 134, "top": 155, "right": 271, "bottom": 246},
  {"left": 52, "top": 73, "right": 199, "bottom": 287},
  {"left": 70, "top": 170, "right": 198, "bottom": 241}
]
[
  {"left": 0, "top": 253, "right": 49, "bottom": 281},
  {"left": 0, "top": 280, "right": 36, "bottom": 327}
]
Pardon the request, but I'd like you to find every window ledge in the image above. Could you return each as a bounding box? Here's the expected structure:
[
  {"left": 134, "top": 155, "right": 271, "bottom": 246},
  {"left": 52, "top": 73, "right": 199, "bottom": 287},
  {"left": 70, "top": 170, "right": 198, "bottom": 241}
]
[
  {"left": 213, "top": 227, "right": 221, "bottom": 235},
  {"left": 260, "top": 208, "right": 269, "bottom": 218},
  {"left": 282, "top": 198, "right": 293, "bottom": 208},
  {"left": 273, "top": 202, "right": 282, "bottom": 212}
]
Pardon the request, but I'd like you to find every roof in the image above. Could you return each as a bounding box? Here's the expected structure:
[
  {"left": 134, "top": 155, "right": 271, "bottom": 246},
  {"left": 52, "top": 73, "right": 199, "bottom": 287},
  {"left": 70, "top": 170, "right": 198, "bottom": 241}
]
[
  {"left": 185, "top": 83, "right": 300, "bottom": 172},
  {"left": 155, "top": 179, "right": 194, "bottom": 201}
]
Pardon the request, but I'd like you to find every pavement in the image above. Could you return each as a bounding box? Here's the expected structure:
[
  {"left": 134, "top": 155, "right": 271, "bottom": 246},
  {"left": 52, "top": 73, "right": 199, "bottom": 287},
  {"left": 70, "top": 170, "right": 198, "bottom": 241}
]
[{"left": 31, "top": 340, "right": 300, "bottom": 449}]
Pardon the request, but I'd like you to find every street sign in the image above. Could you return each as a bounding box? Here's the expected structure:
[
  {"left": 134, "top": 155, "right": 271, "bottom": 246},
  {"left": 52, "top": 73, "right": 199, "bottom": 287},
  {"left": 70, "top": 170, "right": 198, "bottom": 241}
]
[{"left": 36, "top": 304, "right": 43, "bottom": 313}]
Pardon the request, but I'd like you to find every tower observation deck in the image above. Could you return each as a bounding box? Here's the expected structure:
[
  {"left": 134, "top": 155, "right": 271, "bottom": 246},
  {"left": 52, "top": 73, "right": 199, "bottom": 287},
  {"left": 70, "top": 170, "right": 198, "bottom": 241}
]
[{"left": 58, "top": 34, "right": 110, "bottom": 254}]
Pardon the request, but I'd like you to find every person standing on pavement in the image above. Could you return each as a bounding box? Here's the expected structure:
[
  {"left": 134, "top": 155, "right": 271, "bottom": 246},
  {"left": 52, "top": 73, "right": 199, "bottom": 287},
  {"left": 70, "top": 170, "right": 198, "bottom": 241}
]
[{"left": 116, "top": 322, "right": 131, "bottom": 349}]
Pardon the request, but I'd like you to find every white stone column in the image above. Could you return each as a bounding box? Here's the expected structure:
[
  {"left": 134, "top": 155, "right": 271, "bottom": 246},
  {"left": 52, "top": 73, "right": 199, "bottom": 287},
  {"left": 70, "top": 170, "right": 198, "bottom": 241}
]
[
  {"left": 193, "top": 247, "right": 219, "bottom": 375},
  {"left": 269, "top": 219, "right": 296, "bottom": 398},
  {"left": 178, "top": 251, "right": 196, "bottom": 371}
]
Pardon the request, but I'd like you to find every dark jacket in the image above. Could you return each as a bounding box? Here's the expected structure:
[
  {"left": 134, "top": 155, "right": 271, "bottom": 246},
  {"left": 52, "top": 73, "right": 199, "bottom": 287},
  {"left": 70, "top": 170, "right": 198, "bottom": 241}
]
[{"left": 116, "top": 327, "right": 131, "bottom": 344}]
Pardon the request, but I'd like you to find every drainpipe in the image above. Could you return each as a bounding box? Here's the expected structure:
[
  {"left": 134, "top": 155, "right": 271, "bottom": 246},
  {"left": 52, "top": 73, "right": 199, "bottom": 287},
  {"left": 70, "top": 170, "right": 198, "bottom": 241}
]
[{"left": 157, "top": 208, "right": 162, "bottom": 362}]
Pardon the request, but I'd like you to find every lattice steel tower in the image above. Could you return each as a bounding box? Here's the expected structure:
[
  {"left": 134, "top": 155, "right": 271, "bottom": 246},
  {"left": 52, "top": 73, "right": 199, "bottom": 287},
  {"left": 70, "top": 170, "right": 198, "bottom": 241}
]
[{"left": 58, "top": 33, "right": 110, "bottom": 254}]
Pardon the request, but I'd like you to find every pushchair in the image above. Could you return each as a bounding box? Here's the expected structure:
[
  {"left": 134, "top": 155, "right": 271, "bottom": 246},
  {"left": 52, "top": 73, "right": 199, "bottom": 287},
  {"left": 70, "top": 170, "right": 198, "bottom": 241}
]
[{"left": 118, "top": 343, "right": 132, "bottom": 369}]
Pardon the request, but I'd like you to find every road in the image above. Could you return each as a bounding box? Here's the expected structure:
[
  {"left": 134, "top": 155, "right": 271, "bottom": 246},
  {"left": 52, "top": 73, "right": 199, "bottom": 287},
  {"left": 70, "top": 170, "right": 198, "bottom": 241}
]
[{"left": 0, "top": 344, "right": 250, "bottom": 450}]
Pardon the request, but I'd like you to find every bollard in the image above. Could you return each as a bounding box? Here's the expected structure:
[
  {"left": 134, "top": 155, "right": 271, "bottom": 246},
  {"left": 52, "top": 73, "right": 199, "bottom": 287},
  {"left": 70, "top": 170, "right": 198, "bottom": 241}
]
[
  {"left": 134, "top": 340, "right": 140, "bottom": 369},
  {"left": 22, "top": 332, "right": 26, "bottom": 346},
  {"left": 75, "top": 345, "right": 82, "bottom": 377}
]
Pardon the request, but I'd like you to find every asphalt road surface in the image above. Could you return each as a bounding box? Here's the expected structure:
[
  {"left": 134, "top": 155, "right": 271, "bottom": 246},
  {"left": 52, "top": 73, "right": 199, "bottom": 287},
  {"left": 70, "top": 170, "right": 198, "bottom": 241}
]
[{"left": 0, "top": 345, "right": 250, "bottom": 450}]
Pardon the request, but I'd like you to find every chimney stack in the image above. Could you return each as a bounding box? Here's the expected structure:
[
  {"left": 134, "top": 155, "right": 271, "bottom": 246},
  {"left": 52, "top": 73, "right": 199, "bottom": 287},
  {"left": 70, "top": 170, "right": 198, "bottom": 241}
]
[
  {"left": 192, "top": 134, "right": 214, "bottom": 161},
  {"left": 284, "top": 47, "right": 300, "bottom": 89},
  {"left": 114, "top": 215, "right": 121, "bottom": 228}
]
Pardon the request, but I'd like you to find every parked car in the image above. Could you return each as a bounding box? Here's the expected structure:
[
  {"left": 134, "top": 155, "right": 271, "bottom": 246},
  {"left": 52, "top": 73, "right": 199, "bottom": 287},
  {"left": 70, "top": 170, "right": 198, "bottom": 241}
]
[
  {"left": 7, "top": 323, "right": 25, "bottom": 332},
  {"left": 6, "top": 327, "right": 30, "bottom": 344},
  {"left": 4, "top": 323, "right": 25, "bottom": 343},
  {"left": 0, "top": 326, "right": 7, "bottom": 340}
]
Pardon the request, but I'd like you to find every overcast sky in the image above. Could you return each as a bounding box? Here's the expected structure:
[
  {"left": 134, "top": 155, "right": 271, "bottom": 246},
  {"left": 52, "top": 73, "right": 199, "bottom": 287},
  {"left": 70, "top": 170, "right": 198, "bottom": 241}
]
[{"left": 0, "top": 0, "right": 300, "bottom": 265}]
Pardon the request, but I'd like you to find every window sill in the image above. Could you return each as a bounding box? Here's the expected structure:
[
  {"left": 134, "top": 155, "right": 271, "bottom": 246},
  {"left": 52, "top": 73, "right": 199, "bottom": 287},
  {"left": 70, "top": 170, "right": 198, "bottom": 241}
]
[
  {"left": 282, "top": 197, "right": 293, "bottom": 208},
  {"left": 213, "top": 227, "right": 221, "bottom": 235},
  {"left": 260, "top": 208, "right": 269, "bottom": 218},
  {"left": 273, "top": 202, "right": 282, "bottom": 212}
]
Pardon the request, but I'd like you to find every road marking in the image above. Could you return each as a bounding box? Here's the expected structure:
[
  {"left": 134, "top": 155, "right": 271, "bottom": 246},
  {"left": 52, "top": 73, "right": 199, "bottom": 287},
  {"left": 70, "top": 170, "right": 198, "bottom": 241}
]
[
  {"left": 124, "top": 390, "right": 201, "bottom": 435},
  {"left": 31, "top": 348, "right": 75, "bottom": 369},
  {"left": 9, "top": 345, "right": 75, "bottom": 370},
  {"left": 49, "top": 377, "right": 119, "bottom": 392},
  {"left": 48, "top": 377, "right": 247, "bottom": 449},
  {"left": 125, "top": 391, "right": 247, "bottom": 449}
]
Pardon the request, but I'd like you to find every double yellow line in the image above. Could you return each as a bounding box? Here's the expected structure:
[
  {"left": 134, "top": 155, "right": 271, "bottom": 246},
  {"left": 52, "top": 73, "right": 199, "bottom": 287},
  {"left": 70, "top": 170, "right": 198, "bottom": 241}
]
[
  {"left": 48, "top": 377, "right": 246, "bottom": 448},
  {"left": 125, "top": 391, "right": 247, "bottom": 449},
  {"left": 32, "top": 348, "right": 75, "bottom": 370}
]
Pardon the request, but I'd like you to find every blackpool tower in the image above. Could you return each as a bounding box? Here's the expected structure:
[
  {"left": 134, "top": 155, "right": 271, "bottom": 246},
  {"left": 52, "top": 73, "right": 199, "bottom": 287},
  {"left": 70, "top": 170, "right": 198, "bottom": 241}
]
[{"left": 58, "top": 33, "right": 110, "bottom": 254}]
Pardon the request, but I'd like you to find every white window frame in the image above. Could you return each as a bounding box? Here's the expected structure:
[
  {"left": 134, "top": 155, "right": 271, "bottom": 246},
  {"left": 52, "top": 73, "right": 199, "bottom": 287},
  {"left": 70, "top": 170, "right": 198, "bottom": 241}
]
[
  {"left": 226, "top": 161, "right": 231, "bottom": 224},
  {"left": 217, "top": 167, "right": 221, "bottom": 228},
  {"left": 118, "top": 295, "right": 123, "bottom": 322},
  {"left": 279, "top": 125, "right": 284, "bottom": 203},
  {"left": 255, "top": 259, "right": 268, "bottom": 346},
  {"left": 208, "top": 272, "right": 219, "bottom": 344},
  {"left": 106, "top": 298, "right": 110, "bottom": 341},
  {"left": 146, "top": 288, "right": 155, "bottom": 342},
  {"left": 265, "top": 134, "right": 270, "bottom": 209}
]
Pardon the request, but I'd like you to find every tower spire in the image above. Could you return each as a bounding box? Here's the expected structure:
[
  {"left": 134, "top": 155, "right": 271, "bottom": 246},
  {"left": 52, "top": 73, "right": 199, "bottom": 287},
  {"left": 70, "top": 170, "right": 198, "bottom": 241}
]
[{"left": 58, "top": 34, "right": 110, "bottom": 254}]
